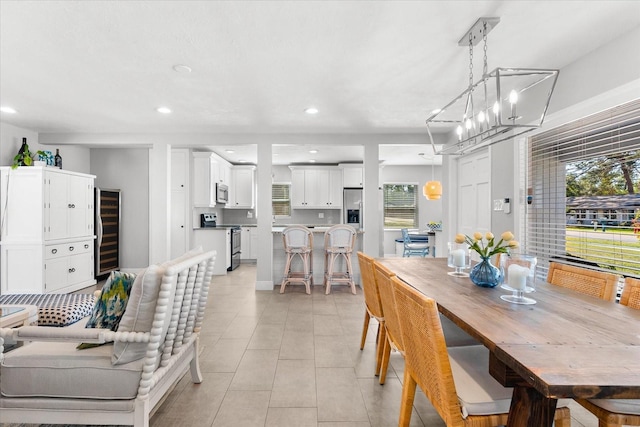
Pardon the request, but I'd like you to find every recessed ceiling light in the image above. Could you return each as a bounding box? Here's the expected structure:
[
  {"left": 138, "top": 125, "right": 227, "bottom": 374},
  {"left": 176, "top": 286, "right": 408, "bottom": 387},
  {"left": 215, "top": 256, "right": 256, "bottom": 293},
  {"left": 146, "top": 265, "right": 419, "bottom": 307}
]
[
  {"left": 309, "top": 149, "right": 318, "bottom": 154},
  {"left": 0, "top": 106, "right": 17, "bottom": 114},
  {"left": 172, "top": 64, "right": 192, "bottom": 74},
  {"left": 157, "top": 107, "right": 172, "bottom": 114},
  {"left": 309, "top": 159, "right": 316, "bottom": 163},
  {"left": 304, "top": 107, "right": 319, "bottom": 115},
  {"left": 225, "top": 149, "right": 235, "bottom": 154}
]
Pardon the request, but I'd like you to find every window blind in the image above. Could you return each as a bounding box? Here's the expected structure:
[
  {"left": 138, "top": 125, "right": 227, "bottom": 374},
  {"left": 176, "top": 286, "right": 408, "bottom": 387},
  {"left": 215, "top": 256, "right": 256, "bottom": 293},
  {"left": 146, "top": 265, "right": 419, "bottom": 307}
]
[
  {"left": 272, "top": 183, "right": 291, "bottom": 216},
  {"left": 528, "top": 98, "right": 640, "bottom": 279},
  {"left": 383, "top": 184, "right": 418, "bottom": 228}
]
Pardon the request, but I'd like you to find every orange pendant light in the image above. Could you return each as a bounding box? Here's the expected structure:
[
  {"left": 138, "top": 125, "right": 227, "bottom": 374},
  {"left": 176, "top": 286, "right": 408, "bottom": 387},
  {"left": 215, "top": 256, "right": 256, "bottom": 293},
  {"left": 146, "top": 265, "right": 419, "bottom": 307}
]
[
  {"left": 424, "top": 180, "right": 442, "bottom": 200},
  {"left": 423, "top": 157, "right": 442, "bottom": 200}
]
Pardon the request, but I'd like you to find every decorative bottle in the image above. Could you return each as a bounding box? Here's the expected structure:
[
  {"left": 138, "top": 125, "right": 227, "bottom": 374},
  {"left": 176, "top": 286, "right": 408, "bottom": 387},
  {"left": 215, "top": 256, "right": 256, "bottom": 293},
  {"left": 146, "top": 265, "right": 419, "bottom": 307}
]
[{"left": 54, "top": 149, "right": 62, "bottom": 169}]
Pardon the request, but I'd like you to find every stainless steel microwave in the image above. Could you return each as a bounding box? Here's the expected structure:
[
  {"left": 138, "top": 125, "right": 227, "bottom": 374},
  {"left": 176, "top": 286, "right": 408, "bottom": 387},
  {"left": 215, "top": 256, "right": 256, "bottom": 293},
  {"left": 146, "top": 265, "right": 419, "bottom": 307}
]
[{"left": 216, "top": 183, "right": 228, "bottom": 204}]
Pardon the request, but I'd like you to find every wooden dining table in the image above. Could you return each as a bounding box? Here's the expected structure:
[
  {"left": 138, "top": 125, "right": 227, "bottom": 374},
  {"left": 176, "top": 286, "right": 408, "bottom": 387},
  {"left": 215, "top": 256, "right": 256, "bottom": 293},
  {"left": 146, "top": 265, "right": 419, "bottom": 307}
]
[{"left": 378, "top": 257, "right": 640, "bottom": 427}]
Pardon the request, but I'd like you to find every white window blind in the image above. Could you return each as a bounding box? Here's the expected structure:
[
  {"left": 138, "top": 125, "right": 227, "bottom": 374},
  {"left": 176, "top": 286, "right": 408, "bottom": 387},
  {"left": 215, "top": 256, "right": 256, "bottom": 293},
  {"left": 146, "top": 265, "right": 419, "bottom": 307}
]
[
  {"left": 383, "top": 184, "right": 418, "bottom": 228},
  {"left": 528, "top": 99, "right": 640, "bottom": 279},
  {"left": 272, "top": 183, "right": 291, "bottom": 217}
]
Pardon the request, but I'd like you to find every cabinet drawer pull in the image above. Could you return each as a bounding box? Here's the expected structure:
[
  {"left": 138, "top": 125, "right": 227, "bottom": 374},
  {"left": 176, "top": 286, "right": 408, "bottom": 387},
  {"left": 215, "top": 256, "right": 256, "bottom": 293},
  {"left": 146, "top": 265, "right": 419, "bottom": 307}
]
[
  {"left": 84, "top": 244, "right": 89, "bottom": 249},
  {"left": 69, "top": 246, "right": 75, "bottom": 251},
  {"left": 69, "top": 268, "right": 76, "bottom": 273},
  {"left": 51, "top": 248, "right": 58, "bottom": 254},
  {"left": 68, "top": 203, "right": 76, "bottom": 208}
]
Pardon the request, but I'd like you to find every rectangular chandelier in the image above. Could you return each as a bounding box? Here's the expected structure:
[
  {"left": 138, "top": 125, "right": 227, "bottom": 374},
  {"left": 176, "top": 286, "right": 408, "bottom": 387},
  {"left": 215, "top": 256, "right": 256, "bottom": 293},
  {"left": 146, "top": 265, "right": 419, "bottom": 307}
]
[{"left": 427, "top": 18, "right": 559, "bottom": 156}]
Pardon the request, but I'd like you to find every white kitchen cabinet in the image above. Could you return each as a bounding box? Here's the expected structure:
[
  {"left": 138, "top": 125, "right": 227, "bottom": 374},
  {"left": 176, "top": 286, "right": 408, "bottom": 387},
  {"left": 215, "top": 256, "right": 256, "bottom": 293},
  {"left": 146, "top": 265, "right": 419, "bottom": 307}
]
[
  {"left": 215, "top": 161, "right": 231, "bottom": 187},
  {"left": 192, "top": 153, "right": 216, "bottom": 207},
  {"left": 0, "top": 166, "right": 96, "bottom": 294},
  {"left": 290, "top": 166, "right": 342, "bottom": 209},
  {"left": 192, "top": 228, "right": 230, "bottom": 275},
  {"left": 227, "top": 166, "right": 255, "bottom": 209},
  {"left": 342, "top": 165, "right": 363, "bottom": 188},
  {"left": 240, "top": 227, "right": 258, "bottom": 260}
]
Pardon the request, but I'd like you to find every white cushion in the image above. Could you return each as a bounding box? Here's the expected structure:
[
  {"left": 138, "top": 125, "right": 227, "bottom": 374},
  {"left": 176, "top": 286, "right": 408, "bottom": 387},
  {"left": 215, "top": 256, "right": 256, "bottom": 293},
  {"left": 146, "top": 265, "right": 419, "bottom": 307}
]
[
  {"left": 587, "top": 399, "right": 640, "bottom": 415},
  {"left": 448, "top": 345, "right": 512, "bottom": 417},
  {"left": 112, "top": 247, "right": 203, "bottom": 365},
  {"left": 1, "top": 341, "right": 143, "bottom": 400}
]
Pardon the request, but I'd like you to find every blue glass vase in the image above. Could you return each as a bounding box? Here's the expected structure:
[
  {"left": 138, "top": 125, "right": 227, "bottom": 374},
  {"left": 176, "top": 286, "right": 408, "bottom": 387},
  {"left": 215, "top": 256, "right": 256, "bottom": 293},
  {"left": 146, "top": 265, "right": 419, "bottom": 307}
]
[{"left": 469, "top": 256, "right": 503, "bottom": 288}]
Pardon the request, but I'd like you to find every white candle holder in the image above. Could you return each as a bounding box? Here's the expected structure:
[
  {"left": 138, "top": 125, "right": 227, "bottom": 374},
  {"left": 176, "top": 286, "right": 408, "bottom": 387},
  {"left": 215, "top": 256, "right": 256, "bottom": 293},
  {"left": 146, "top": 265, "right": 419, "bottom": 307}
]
[
  {"left": 500, "top": 254, "right": 537, "bottom": 304},
  {"left": 447, "top": 242, "right": 470, "bottom": 277}
]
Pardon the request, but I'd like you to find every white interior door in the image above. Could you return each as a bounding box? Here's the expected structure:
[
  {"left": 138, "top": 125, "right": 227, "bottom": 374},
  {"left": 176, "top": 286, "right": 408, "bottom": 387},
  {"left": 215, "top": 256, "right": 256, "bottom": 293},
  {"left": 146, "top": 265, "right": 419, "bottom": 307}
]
[{"left": 457, "top": 150, "right": 491, "bottom": 259}]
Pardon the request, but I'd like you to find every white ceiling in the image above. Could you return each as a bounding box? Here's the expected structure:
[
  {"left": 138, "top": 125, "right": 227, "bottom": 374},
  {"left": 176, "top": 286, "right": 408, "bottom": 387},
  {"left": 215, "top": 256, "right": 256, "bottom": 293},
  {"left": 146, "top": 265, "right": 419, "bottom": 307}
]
[{"left": 1, "top": 1, "right": 639, "bottom": 165}]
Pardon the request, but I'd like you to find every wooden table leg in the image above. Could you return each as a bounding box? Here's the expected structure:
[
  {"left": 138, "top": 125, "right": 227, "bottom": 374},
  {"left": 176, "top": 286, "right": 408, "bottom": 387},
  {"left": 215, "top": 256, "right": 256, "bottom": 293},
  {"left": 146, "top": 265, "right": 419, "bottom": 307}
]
[{"left": 506, "top": 385, "right": 557, "bottom": 427}]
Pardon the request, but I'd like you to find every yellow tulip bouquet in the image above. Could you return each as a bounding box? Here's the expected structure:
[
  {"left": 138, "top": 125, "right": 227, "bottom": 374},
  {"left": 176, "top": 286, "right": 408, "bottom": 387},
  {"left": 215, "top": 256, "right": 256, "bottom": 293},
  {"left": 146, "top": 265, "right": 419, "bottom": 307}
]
[{"left": 454, "top": 231, "right": 519, "bottom": 259}]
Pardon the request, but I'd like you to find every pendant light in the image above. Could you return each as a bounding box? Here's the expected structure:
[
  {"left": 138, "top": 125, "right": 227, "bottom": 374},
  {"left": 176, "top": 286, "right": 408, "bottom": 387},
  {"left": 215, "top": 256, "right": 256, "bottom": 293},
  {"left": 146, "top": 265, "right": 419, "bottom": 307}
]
[{"left": 421, "top": 152, "right": 442, "bottom": 200}]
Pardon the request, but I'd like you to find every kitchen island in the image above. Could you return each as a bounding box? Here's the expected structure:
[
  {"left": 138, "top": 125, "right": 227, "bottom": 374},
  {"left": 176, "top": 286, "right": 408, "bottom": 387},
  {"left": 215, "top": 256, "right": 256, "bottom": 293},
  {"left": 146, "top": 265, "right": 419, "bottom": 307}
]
[{"left": 272, "top": 227, "right": 364, "bottom": 289}]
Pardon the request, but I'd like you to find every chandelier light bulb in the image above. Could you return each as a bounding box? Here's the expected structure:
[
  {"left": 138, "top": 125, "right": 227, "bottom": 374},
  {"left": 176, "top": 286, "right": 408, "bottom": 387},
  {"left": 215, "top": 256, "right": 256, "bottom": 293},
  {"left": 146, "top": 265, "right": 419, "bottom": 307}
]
[
  {"left": 509, "top": 90, "right": 519, "bottom": 105},
  {"left": 456, "top": 125, "right": 463, "bottom": 141},
  {"left": 477, "top": 111, "right": 485, "bottom": 123}
]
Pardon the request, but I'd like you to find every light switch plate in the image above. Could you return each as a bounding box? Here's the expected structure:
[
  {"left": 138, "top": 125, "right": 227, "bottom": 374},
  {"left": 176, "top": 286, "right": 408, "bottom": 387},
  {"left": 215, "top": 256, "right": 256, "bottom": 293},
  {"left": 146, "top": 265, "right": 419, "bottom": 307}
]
[{"left": 493, "top": 199, "right": 504, "bottom": 211}]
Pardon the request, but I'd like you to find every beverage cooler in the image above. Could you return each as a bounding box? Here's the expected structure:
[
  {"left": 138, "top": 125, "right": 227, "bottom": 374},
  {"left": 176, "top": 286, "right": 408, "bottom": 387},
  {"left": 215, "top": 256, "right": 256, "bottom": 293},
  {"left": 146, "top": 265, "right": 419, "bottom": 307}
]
[{"left": 95, "top": 188, "right": 121, "bottom": 279}]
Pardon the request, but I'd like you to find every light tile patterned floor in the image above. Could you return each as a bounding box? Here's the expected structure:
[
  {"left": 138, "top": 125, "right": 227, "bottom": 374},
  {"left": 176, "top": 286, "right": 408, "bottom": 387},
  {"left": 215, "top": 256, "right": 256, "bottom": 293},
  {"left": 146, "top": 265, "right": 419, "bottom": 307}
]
[{"left": 1, "top": 263, "right": 601, "bottom": 427}]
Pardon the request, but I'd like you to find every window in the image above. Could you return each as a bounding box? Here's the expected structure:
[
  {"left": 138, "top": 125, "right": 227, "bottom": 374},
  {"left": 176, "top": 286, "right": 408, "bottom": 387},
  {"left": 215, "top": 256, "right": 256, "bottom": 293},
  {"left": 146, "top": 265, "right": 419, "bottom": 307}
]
[
  {"left": 272, "top": 183, "right": 291, "bottom": 217},
  {"left": 528, "top": 99, "right": 640, "bottom": 280},
  {"left": 383, "top": 184, "right": 418, "bottom": 228}
]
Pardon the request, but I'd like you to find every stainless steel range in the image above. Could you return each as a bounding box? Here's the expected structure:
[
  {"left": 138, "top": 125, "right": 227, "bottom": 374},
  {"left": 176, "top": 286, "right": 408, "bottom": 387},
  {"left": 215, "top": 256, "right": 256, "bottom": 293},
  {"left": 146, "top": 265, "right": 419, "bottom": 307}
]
[{"left": 229, "top": 227, "right": 241, "bottom": 271}]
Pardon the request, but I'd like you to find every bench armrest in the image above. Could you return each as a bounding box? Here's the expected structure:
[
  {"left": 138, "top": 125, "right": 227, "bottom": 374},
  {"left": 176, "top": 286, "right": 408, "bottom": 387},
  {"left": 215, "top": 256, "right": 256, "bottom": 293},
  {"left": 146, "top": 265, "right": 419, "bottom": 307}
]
[{"left": 0, "top": 326, "right": 150, "bottom": 348}]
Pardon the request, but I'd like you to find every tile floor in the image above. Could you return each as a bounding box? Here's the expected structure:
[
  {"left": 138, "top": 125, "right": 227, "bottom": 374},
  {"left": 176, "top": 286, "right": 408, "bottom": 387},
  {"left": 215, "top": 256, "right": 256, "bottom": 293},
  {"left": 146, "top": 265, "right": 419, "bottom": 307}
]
[
  {"left": 2, "top": 263, "right": 602, "bottom": 427},
  {"left": 147, "top": 263, "right": 599, "bottom": 427}
]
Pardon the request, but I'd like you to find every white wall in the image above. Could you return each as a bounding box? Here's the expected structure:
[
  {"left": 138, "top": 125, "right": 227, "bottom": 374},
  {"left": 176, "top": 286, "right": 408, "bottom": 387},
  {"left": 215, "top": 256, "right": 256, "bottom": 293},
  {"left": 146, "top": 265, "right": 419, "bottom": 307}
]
[
  {"left": 90, "top": 148, "right": 150, "bottom": 269},
  {"left": 1, "top": 122, "right": 91, "bottom": 173}
]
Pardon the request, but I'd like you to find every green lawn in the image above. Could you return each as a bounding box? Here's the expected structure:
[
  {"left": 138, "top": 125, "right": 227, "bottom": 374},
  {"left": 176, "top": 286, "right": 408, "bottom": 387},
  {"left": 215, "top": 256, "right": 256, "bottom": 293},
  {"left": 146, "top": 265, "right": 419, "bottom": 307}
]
[{"left": 566, "top": 233, "right": 640, "bottom": 276}]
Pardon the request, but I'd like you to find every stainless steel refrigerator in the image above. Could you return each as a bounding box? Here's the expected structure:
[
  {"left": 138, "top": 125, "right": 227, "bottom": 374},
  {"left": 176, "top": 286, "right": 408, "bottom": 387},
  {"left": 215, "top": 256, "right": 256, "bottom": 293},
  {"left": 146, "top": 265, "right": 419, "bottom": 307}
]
[
  {"left": 344, "top": 188, "right": 363, "bottom": 229},
  {"left": 95, "top": 188, "right": 121, "bottom": 278}
]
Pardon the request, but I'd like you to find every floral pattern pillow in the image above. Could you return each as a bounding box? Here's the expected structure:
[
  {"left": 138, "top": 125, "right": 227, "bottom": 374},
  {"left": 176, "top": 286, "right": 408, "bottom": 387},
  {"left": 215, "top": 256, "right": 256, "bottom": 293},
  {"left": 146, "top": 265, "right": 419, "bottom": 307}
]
[{"left": 77, "top": 271, "right": 137, "bottom": 349}]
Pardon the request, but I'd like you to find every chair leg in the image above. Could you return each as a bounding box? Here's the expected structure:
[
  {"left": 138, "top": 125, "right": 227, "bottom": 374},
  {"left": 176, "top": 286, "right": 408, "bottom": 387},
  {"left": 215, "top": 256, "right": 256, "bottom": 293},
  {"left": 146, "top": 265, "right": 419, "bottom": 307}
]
[
  {"left": 375, "top": 323, "right": 386, "bottom": 376},
  {"left": 399, "top": 369, "right": 417, "bottom": 427},
  {"left": 302, "top": 252, "right": 311, "bottom": 294},
  {"left": 360, "top": 310, "right": 370, "bottom": 350},
  {"left": 379, "top": 335, "right": 391, "bottom": 385},
  {"left": 346, "top": 253, "right": 356, "bottom": 294},
  {"left": 280, "top": 253, "right": 292, "bottom": 293},
  {"left": 325, "top": 253, "right": 335, "bottom": 294}
]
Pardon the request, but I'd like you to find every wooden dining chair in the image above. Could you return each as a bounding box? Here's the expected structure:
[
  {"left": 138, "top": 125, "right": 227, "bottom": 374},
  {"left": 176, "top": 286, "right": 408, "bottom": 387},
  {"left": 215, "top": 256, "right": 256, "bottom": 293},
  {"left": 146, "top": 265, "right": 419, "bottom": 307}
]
[
  {"left": 372, "top": 260, "right": 405, "bottom": 385},
  {"left": 575, "top": 276, "right": 640, "bottom": 427},
  {"left": 390, "top": 275, "right": 571, "bottom": 427},
  {"left": 356, "top": 252, "right": 386, "bottom": 376},
  {"left": 546, "top": 261, "right": 619, "bottom": 301},
  {"left": 620, "top": 276, "right": 640, "bottom": 309}
]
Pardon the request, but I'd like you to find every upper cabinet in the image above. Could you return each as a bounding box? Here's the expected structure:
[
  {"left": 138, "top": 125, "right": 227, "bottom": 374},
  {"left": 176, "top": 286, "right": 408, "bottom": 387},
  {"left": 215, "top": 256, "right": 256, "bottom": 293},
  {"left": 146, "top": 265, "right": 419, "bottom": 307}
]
[
  {"left": 226, "top": 165, "right": 255, "bottom": 209},
  {"left": 290, "top": 166, "right": 342, "bottom": 209},
  {"left": 192, "top": 153, "right": 216, "bottom": 207},
  {"left": 341, "top": 164, "right": 363, "bottom": 188},
  {"left": 212, "top": 160, "right": 231, "bottom": 187}
]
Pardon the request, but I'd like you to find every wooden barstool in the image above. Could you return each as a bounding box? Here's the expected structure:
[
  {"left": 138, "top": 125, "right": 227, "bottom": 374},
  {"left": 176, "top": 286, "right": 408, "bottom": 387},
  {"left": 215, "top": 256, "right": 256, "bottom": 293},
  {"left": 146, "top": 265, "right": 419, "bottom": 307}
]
[
  {"left": 323, "top": 225, "right": 357, "bottom": 294},
  {"left": 280, "top": 226, "right": 313, "bottom": 294}
]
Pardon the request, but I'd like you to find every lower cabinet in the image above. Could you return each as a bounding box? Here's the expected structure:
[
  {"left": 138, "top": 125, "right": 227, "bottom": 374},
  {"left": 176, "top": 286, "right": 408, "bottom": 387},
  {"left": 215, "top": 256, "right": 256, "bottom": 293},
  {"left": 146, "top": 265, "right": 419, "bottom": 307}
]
[
  {"left": 44, "top": 240, "right": 94, "bottom": 293},
  {"left": 0, "top": 239, "right": 95, "bottom": 294},
  {"left": 241, "top": 227, "right": 258, "bottom": 261},
  {"left": 193, "top": 229, "right": 231, "bottom": 275}
]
